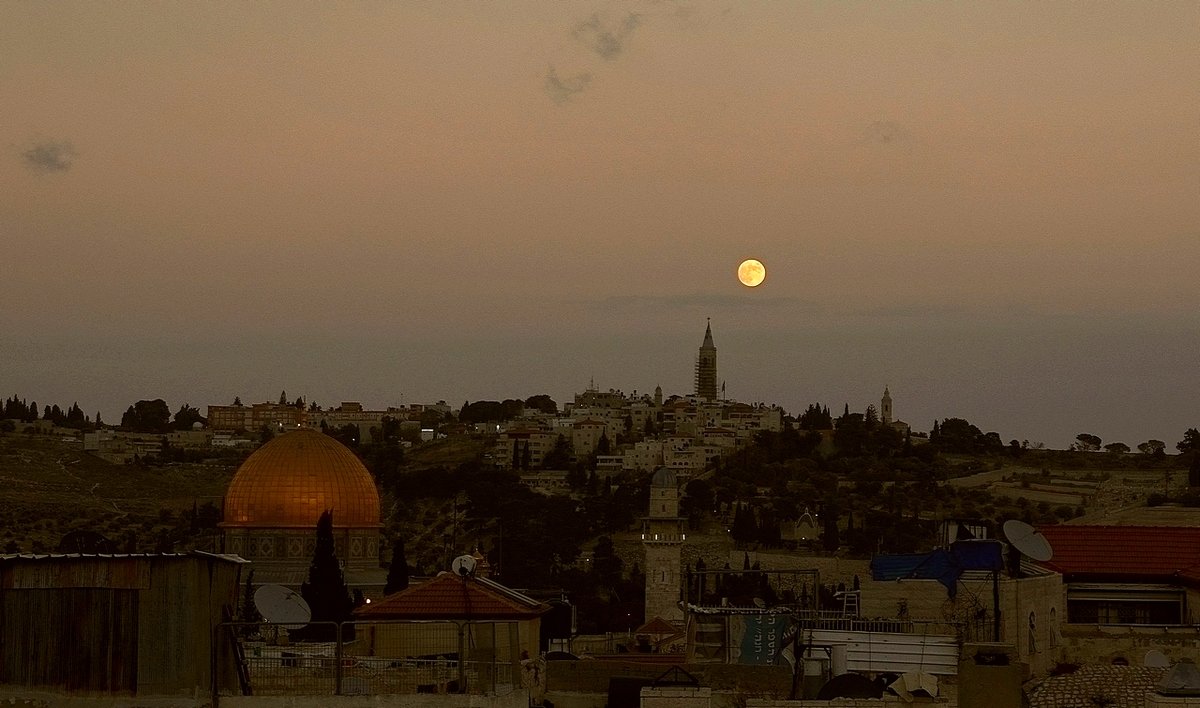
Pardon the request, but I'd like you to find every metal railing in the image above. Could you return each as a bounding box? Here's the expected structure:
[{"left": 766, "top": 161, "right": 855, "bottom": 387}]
[{"left": 218, "top": 620, "right": 525, "bottom": 697}]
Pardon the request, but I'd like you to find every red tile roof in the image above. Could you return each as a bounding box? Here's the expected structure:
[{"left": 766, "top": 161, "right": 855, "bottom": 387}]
[
  {"left": 1037, "top": 525, "right": 1200, "bottom": 586},
  {"left": 353, "top": 573, "right": 550, "bottom": 621}
]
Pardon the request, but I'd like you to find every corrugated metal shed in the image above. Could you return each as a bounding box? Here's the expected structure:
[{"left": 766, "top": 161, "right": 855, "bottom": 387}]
[{"left": 0, "top": 551, "right": 246, "bottom": 697}]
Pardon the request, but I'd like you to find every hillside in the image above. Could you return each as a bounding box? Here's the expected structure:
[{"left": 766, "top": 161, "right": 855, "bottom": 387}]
[{"left": 0, "top": 434, "right": 238, "bottom": 553}]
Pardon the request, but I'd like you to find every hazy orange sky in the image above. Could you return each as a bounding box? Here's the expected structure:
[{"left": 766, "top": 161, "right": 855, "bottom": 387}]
[{"left": 3, "top": 2, "right": 1197, "bottom": 448}]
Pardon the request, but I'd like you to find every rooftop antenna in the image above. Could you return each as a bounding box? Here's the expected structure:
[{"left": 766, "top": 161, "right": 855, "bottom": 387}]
[
  {"left": 1002, "top": 520, "right": 1054, "bottom": 578},
  {"left": 254, "top": 584, "right": 311, "bottom": 630}
]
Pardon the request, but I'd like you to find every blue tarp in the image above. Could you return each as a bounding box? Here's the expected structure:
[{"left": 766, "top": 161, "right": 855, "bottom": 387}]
[
  {"left": 951, "top": 539, "right": 1004, "bottom": 572},
  {"left": 869, "top": 541, "right": 1003, "bottom": 598}
]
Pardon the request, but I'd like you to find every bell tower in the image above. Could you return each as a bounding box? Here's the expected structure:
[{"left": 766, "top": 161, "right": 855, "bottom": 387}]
[
  {"left": 881, "top": 386, "right": 893, "bottom": 426},
  {"left": 694, "top": 319, "right": 718, "bottom": 402}
]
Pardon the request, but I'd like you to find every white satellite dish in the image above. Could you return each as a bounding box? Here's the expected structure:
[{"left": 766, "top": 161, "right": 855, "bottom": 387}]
[
  {"left": 254, "top": 584, "right": 311, "bottom": 628},
  {"left": 1003, "top": 520, "right": 1054, "bottom": 562},
  {"left": 451, "top": 554, "right": 477, "bottom": 578},
  {"left": 1145, "top": 650, "right": 1171, "bottom": 668}
]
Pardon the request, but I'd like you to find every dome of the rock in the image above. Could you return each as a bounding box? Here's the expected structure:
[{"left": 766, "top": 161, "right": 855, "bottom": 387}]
[
  {"left": 220, "top": 427, "right": 384, "bottom": 586},
  {"left": 222, "top": 428, "right": 380, "bottom": 528}
]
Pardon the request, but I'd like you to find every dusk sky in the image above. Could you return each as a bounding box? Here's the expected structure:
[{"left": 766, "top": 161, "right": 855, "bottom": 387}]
[{"left": 3, "top": 2, "right": 1197, "bottom": 449}]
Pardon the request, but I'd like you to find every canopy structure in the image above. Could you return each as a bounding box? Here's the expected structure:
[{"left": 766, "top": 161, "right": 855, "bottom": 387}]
[{"left": 870, "top": 541, "right": 1004, "bottom": 598}]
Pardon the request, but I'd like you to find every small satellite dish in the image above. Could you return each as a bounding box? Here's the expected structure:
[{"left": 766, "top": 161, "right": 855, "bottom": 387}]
[
  {"left": 254, "top": 584, "right": 311, "bottom": 628},
  {"left": 451, "top": 554, "right": 477, "bottom": 578},
  {"left": 1145, "top": 650, "right": 1171, "bottom": 668},
  {"left": 1003, "top": 520, "right": 1054, "bottom": 562}
]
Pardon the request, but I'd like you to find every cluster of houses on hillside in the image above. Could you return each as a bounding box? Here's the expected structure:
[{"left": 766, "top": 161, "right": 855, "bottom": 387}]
[{"left": 496, "top": 382, "right": 782, "bottom": 482}]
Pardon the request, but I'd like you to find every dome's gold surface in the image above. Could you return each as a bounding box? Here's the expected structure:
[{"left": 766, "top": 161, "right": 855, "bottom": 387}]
[{"left": 222, "top": 428, "right": 380, "bottom": 528}]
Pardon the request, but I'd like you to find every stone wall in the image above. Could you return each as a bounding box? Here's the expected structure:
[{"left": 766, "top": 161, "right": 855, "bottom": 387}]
[
  {"left": 859, "top": 571, "right": 1064, "bottom": 675},
  {"left": 726, "top": 551, "right": 871, "bottom": 588},
  {"left": 612, "top": 531, "right": 870, "bottom": 599},
  {"left": 1057, "top": 624, "right": 1200, "bottom": 666},
  {"left": 641, "top": 686, "right": 712, "bottom": 708},
  {"left": 541, "top": 690, "right": 605, "bottom": 708},
  {"left": 748, "top": 699, "right": 951, "bottom": 707},
  {"left": 220, "top": 694, "right": 528, "bottom": 708},
  {"left": 1146, "top": 696, "right": 1200, "bottom": 707}
]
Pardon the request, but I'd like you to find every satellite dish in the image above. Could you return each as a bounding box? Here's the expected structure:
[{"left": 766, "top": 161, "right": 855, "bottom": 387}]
[
  {"left": 451, "top": 554, "right": 477, "bottom": 578},
  {"left": 254, "top": 584, "right": 311, "bottom": 628},
  {"left": 1145, "top": 650, "right": 1171, "bottom": 668},
  {"left": 1003, "top": 520, "right": 1054, "bottom": 562}
]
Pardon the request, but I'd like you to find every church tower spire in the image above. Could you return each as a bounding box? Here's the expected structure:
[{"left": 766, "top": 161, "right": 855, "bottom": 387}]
[{"left": 695, "top": 319, "right": 718, "bottom": 402}]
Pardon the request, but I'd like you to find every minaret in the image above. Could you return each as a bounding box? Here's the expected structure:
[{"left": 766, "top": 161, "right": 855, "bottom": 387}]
[
  {"left": 881, "top": 386, "right": 893, "bottom": 426},
  {"left": 643, "top": 468, "right": 685, "bottom": 624},
  {"left": 654, "top": 385, "right": 663, "bottom": 407},
  {"left": 694, "top": 319, "right": 718, "bottom": 402}
]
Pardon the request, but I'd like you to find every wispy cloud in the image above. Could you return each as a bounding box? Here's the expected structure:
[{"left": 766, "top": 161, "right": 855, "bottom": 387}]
[
  {"left": 545, "top": 66, "right": 593, "bottom": 104},
  {"left": 863, "top": 121, "right": 908, "bottom": 145},
  {"left": 573, "top": 12, "right": 641, "bottom": 60},
  {"left": 22, "top": 140, "right": 77, "bottom": 172}
]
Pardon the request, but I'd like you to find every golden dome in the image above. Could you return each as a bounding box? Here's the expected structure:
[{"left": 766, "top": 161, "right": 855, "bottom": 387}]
[{"left": 221, "top": 428, "right": 380, "bottom": 529}]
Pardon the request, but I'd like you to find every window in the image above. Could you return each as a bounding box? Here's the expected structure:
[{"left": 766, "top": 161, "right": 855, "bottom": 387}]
[{"left": 1066, "top": 584, "right": 1185, "bottom": 625}]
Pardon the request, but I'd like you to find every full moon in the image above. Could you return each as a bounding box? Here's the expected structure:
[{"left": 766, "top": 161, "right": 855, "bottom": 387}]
[{"left": 737, "top": 259, "right": 766, "bottom": 287}]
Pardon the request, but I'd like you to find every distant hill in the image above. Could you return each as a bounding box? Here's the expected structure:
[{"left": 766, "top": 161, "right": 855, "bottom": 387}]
[{"left": 0, "top": 433, "right": 237, "bottom": 554}]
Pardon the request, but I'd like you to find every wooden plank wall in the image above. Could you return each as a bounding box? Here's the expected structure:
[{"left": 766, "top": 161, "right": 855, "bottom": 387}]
[
  {"left": 0, "top": 555, "right": 243, "bottom": 697},
  {"left": 0, "top": 587, "right": 138, "bottom": 692},
  {"left": 136, "top": 556, "right": 242, "bottom": 696}
]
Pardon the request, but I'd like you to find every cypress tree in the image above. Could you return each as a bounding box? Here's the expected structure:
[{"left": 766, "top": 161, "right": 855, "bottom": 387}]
[
  {"left": 239, "top": 569, "right": 263, "bottom": 633},
  {"left": 384, "top": 538, "right": 410, "bottom": 595},
  {"left": 301, "top": 510, "right": 354, "bottom": 640}
]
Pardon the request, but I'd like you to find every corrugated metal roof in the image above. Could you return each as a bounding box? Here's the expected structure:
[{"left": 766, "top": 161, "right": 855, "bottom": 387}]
[
  {"left": 1037, "top": 525, "right": 1200, "bottom": 586},
  {"left": 0, "top": 553, "right": 186, "bottom": 560},
  {"left": 0, "top": 551, "right": 247, "bottom": 591},
  {"left": 0, "top": 551, "right": 246, "bottom": 563}
]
